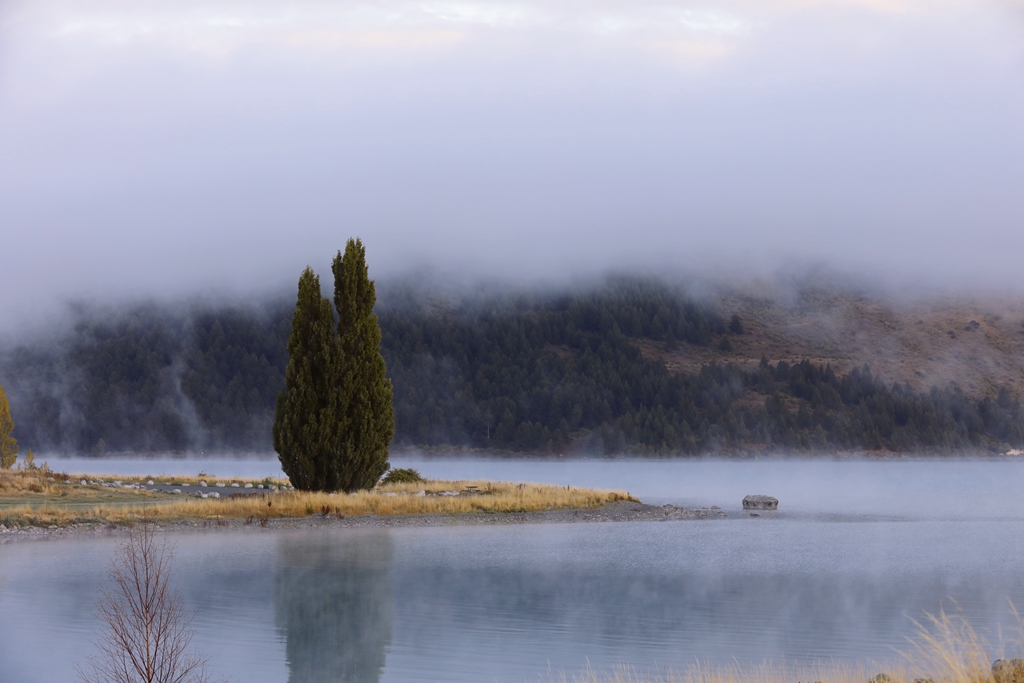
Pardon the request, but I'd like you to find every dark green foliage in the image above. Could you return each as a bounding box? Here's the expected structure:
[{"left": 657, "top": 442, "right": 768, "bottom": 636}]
[
  {"left": 0, "top": 302, "right": 290, "bottom": 453},
  {"left": 378, "top": 277, "right": 726, "bottom": 452},
  {"left": 381, "top": 468, "right": 423, "bottom": 485},
  {"left": 331, "top": 239, "right": 394, "bottom": 492},
  {"left": 183, "top": 306, "right": 291, "bottom": 448},
  {"left": 0, "top": 384, "right": 17, "bottom": 468},
  {"left": 273, "top": 268, "right": 341, "bottom": 491},
  {"left": 729, "top": 314, "right": 745, "bottom": 335}
]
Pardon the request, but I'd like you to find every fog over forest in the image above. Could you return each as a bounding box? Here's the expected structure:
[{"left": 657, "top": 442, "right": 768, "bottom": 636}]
[
  {"left": 3, "top": 1, "right": 1024, "bottom": 456},
  {"left": 2, "top": 0, "right": 1024, "bottom": 334},
  {"left": 2, "top": 274, "right": 1023, "bottom": 457}
]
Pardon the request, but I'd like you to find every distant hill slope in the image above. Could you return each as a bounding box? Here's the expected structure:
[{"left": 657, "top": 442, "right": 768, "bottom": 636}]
[
  {"left": 652, "top": 280, "right": 1024, "bottom": 400},
  {"left": 2, "top": 276, "right": 1022, "bottom": 456}
]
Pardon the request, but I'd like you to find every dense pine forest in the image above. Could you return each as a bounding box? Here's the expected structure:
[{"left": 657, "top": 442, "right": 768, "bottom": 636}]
[{"left": 1, "top": 277, "right": 1022, "bottom": 455}]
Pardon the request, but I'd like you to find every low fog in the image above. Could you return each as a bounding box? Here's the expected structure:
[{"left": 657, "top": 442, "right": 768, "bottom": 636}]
[{"left": 2, "top": 0, "right": 1023, "bottom": 332}]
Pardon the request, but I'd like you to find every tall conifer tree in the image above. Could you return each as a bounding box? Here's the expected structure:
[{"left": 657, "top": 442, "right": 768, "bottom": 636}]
[
  {"left": 273, "top": 268, "right": 341, "bottom": 490},
  {"left": 273, "top": 242, "right": 394, "bottom": 492},
  {"left": 0, "top": 385, "right": 17, "bottom": 468},
  {"left": 332, "top": 238, "right": 394, "bottom": 492}
]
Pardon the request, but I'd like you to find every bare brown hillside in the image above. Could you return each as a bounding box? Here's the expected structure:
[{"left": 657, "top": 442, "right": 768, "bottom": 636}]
[{"left": 638, "top": 282, "right": 1024, "bottom": 399}]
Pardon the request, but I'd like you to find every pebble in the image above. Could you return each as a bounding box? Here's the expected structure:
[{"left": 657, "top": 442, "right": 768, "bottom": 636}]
[
  {"left": 216, "top": 482, "right": 225, "bottom": 488},
  {"left": 147, "top": 480, "right": 155, "bottom": 486},
  {"left": 414, "top": 490, "right": 426, "bottom": 497},
  {"left": 211, "top": 492, "right": 220, "bottom": 499},
  {"left": 231, "top": 483, "right": 240, "bottom": 488},
  {"left": 244, "top": 483, "right": 252, "bottom": 489},
  {"left": 173, "top": 489, "right": 182, "bottom": 494},
  {"left": 200, "top": 481, "right": 208, "bottom": 487},
  {"left": 257, "top": 484, "right": 264, "bottom": 489},
  {"left": 80, "top": 480, "right": 87, "bottom": 485}
]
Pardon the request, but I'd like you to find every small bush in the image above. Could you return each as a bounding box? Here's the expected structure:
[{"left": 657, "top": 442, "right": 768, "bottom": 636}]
[{"left": 381, "top": 468, "right": 424, "bottom": 485}]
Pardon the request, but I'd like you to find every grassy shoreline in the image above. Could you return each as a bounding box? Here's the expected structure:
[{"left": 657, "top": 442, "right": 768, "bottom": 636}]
[{"left": 0, "top": 467, "right": 635, "bottom": 528}]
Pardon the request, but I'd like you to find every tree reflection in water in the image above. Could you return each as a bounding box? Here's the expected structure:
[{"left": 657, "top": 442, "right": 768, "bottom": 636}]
[{"left": 275, "top": 531, "right": 393, "bottom": 683}]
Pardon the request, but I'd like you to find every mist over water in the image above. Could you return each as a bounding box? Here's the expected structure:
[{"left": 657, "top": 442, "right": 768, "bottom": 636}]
[{"left": 4, "top": 459, "right": 1024, "bottom": 682}]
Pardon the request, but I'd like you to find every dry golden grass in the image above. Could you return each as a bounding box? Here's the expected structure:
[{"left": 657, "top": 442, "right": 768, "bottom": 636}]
[
  {"left": 0, "top": 467, "right": 633, "bottom": 527},
  {"left": 540, "top": 609, "right": 1024, "bottom": 683}
]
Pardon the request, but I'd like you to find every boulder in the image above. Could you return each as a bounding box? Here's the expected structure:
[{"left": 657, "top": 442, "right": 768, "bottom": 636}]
[
  {"left": 742, "top": 495, "right": 779, "bottom": 510},
  {"left": 992, "top": 659, "right": 1024, "bottom": 683},
  {"left": 869, "top": 674, "right": 892, "bottom": 683}
]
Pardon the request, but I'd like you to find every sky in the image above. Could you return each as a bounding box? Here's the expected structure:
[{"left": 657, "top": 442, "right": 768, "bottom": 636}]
[{"left": 1, "top": 0, "right": 1023, "bottom": 330}]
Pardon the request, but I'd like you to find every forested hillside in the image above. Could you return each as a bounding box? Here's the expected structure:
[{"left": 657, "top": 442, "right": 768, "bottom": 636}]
[{"left": 1, "top": 278, "right": 1022, "bottom": 455}]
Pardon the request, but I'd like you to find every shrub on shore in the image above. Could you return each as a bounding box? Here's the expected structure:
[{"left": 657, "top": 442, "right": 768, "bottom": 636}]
[{"left": 381, "top": 468, "right": 423, "bottom": 485}]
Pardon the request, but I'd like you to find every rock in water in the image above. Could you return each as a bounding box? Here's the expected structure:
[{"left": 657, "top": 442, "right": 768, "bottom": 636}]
[{"left": 742, "top": 495, "right": 779, "bottom": 510}]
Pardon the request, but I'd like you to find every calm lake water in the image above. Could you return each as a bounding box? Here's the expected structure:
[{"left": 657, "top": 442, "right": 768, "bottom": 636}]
[{"left": 3, "top": 457, "right": 1024, "bottom": 682}]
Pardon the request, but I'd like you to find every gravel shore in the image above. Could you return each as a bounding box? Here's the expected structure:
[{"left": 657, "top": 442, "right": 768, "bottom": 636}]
[{"left": 0, "top": 501, "right": 720, "bottom": 542}]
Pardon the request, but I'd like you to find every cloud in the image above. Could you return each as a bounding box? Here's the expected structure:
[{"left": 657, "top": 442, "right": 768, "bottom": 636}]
[{"left": 0, "top": 0, "right": 1022, "bottom": 332}]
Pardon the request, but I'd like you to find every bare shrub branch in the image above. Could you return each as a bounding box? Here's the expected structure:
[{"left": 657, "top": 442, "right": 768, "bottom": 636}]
[{"left": 76, "top": 524, "right": 214, "bottom": 683}]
